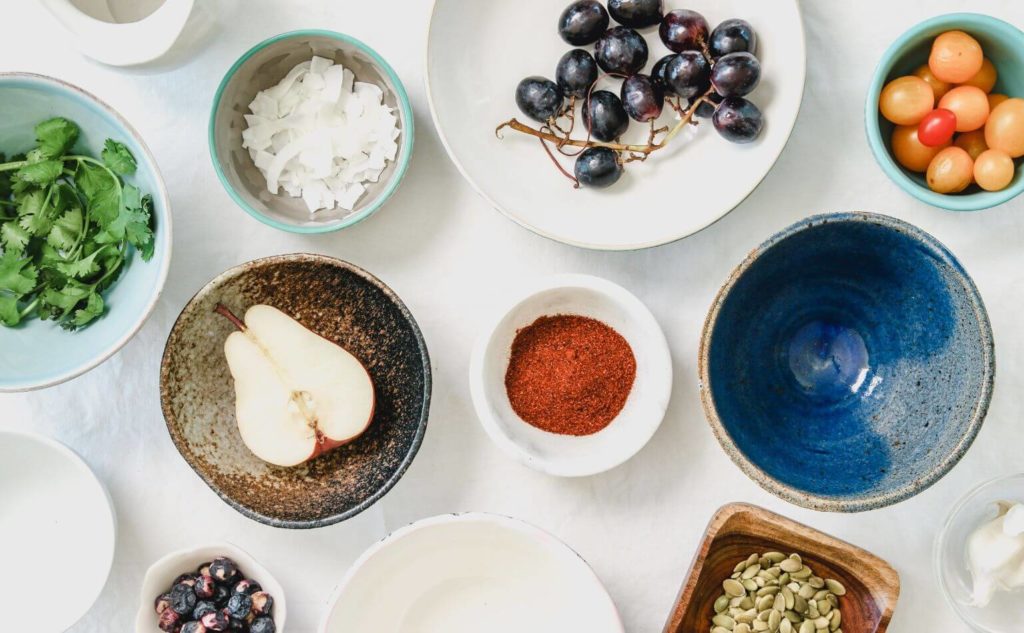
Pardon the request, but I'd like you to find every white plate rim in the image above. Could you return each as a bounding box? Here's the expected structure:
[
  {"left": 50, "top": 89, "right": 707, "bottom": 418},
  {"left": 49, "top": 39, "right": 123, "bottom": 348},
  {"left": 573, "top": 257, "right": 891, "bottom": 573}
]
[
  {"left": 317, "top": 512, "right": 625, "bottom": 633},
  {"left": 0, "top": 429, "right": 117, "bottom": 631},
  {"left": 423, "top": 0, "right": 808, "bottom": 251}
]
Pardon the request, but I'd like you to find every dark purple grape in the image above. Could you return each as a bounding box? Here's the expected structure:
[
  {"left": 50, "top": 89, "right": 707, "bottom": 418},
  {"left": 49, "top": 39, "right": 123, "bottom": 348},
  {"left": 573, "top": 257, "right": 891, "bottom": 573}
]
[
  {"left": 515, "top": 76, "right": 564, "bottom": 122},
  {"left": 664, "top": 51, "right": 710, "bottom": 98},
  {"left": 607, "top": 0, "right": 663, "bottom": 29},
  {"left": 575, "top": 147, "right": 623, "bottom": 188},
  {"left": 710, "top": 51, "right": 760, "bottom": 97},
  {"left": 709, "top": 19, "right": 757, "bottom": 58},
  {"left": 712, "top": 97, "right": 763, "bottom": 143},
  {"left": 650, "top": 54, "right": 675, "bottom": 92},
  {"left": 582, "top": 90, "right": 629, "bottom": 141},
  {"left": 558, "top": 0, "right": 609, "bottom": 46},
  {"left": 695, "top": 92, "right": 723, "bottom": 118},
  {"left": 594, "top": 26, "right": 648, "bottom": 75},
  {"left": 556, "top": 49, "right": 598, "bottom": 98},
  {"left": 620, "top": 74, "right": 664, "bottom": 122},
  {"left": 659, "top": 9, "right": 709, "bottom": 53}
]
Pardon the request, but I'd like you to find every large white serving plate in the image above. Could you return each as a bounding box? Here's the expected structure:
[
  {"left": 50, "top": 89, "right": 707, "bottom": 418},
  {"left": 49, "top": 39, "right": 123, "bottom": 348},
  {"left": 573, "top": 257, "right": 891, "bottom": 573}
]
[
  {"left": 319, "top": 513, "right": 624, "bottom": 633},
  {"left": 426, "top": 0, "right": 805, "bottom": 250},
  {"left": 0, "top": 430, "right": 116, "bottom": 631}
]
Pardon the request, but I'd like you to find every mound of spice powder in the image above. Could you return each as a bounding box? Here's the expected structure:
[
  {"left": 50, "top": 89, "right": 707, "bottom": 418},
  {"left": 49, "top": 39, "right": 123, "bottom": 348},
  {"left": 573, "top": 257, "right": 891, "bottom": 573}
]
[{"left": 504, "top": 314, "right": 637, "bottom": 436}]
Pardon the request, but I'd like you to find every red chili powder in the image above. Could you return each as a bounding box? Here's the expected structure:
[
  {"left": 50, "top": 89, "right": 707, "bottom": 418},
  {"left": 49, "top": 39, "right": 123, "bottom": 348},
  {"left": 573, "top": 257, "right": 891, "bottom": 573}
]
[{"left": 504, "top": 314, "right": 637, "bottom": 436}]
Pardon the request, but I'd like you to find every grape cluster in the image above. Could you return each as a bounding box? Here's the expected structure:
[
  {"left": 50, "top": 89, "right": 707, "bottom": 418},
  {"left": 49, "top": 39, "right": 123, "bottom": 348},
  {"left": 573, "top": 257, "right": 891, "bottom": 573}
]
[{"left": 503, "top": 0, "right": 765, "bottom": 189}]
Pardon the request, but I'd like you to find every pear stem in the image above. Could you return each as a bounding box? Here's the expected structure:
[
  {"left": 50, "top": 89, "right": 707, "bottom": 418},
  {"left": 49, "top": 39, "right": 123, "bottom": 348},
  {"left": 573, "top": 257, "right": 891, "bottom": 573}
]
[{"left": 214, "top": 303, "right": 246, "bottom": 331}]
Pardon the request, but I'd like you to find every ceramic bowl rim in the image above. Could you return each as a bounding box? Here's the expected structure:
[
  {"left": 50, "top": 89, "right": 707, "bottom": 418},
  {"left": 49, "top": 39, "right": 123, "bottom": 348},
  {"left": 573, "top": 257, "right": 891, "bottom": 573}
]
[
  {"left": 698, "top": 211, "right": 995, "bottom": 512},
  {"left": 159, "top": 253, "right": 432, "bottom": 528},
  {"left": 316, "top": 512, "right": 625, "bottom": 633},
  {"left": 208, "top": 29, "right": 415, "bottom": 234},
  {"left": 468, "top": 273, "right": 673, "bottom": 477},
  {"left": 864, "top": 12, "right": 1024, "bottom": 212},
  {"left": 422, "top": 0, "right": 808, "bottom": 251},
  {"left": 133, "top": 541, "right": 287, "bottom": 633},
  {"left": 934, "top": 472, "right": 1024, "bottom": 632},
  {"left": 0, "top": 429, "right": 117, "bottom": 631},
  {"left": 0, "top": 72, "right": 173, "bottom": 393}
]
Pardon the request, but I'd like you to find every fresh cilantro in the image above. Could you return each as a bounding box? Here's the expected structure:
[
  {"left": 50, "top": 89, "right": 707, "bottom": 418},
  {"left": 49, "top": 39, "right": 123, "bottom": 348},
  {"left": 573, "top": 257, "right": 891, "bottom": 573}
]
[
  {"left": 102, "top": 140, "right": 137, "bottom": 175},
  {"left": 0, "top": 117, "right": 156, "bottom": 330}
]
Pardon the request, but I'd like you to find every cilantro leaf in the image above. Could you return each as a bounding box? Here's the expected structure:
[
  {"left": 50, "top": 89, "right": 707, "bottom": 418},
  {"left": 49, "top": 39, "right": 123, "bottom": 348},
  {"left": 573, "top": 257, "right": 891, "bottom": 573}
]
[
  {"left": 70, "top": 291, "right": 104, "bottom": 328},
  {"left": 101, "top": 140, "right": 137, "bottom": 175},
  {"left": 1, "top": 222, "right": 30, "bottom": 252},
  {"left": 46, "top": 207, "right": 83, "bottom": 251},
  {"left": 55, "top": 246, "right": 104, "bottom": 279},
  {"left": 0, "top": 250, "right": 38, "bottom": 296},
  {"left": 40, "top": 282, "right": 91, "bottom": 314},
  {"left": 34, "top": 118, "right": 79, "bottom": 160},
  {"left": 75, "top": 163, "right": 119, "bottom": 226},
  {"left": 95, "top": 185, "right": 152, "bottom": 250},
  {"left": 0, "top": 295, "right": 21, "bottom": 326},
  {"left": 17, "top": 187, "right": 55, "bottom": 236},
  {"left": 16, "top": 160, "right": 63, "bottom": 186}
]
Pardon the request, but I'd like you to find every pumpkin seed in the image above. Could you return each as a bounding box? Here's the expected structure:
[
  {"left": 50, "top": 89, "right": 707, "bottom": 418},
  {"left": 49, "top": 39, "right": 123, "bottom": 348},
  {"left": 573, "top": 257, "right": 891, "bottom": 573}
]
[
  {"left": 799, "top": 620, "right": 815, "bottom": 633},
  {"left": 768, "top": 610, "right": 782, "bottom": 632},
  {"left": 715, "top": 595, "right": 731, "bottom": 613},
  {"left": 824, "top": 579, "right": 846, "bottom": 596},
  {"left": 734, "top": 625, "right": 751, "bottom": 633},
  {"left": 724, "top": 579, "right": 746, "bottom": 597},
  {"left": 780, "top": 558, "right": 803, "bottom": 573},
  {"left": 780, "top": 619, "right": 793, "bottom": 633}
]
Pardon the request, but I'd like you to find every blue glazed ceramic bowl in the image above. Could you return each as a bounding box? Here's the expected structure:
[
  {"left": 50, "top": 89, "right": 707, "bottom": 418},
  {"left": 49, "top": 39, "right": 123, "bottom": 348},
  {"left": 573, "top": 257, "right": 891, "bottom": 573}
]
[
  {"left": 699, "top": 213, "right": 994, "bottom": 512},
  {"left": 865, "top": 13, "right": 1024, "bottom": 211},
  {"left": 0, "top": 73, "right": 171, "bottom": 392},
  {"left": 209, "top": 30, "right": 414, "bottom": 234}
]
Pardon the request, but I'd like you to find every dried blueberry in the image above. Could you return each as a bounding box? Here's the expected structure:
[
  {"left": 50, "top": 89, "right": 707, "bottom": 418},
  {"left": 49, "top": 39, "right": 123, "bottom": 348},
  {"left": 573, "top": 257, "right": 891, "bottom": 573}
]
[
  {"left": 208, "top": 558, "right": 239, "bottom": 583},
  {"left": 158, "top": 608, "right": 181, "bottom": 632},
  {"left": 155, "top": 592, "right": 173, "bottom": 616},
  {"left": 228, "top": 617, "right": 248, "bottom": 631},
  {"left": 173, "top": 573, "right": 197, "bottom": 587},
  {"left": 200, "top": 608, "right": 231, "bottom": 631},
  {"left": 250, "top": 592, "right": 274, "bottom": 617},
  {"left": 182, "top": 622, "right": 208, "bottom": 633},
  {"left": 197, "top": 561, "right": 213, "bottom": 577},
  {"left": 193, "top": 600, "right": 217, "bottom": 621},
  {"left": 233, "top": 579, "right": 262, "bottom": 596},
  {"left": 213, "top": 583, "right": 231, "bottom": 606},
  {"left": 194, "top": 574, "right": 216, "bottom": 599},
  {"left": 226, "top": 593, "right": 252, "bottom": 619},
  {"left": 170, "top": 583, "right": 198, "bottom": 616},
  {"left": 250, "top": 617, "right": 276, "bottom": 633}
]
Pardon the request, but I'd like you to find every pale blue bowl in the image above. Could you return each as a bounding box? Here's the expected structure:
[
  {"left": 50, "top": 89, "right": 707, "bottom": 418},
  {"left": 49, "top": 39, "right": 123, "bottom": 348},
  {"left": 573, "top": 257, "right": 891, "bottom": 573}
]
[
  {"left": 865, "top": 13, "right": 1024, "bottom": 211},
  {"left": 0, "top": 73, "right": 172, "bottom": 392}
]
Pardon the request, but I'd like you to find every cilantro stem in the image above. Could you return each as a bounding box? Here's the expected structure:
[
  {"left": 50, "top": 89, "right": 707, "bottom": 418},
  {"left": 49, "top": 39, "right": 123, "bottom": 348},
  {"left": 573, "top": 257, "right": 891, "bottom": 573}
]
[
  {"left": 0, "top": 160, "right": 28, "bottom": 172},
  {"left": 18, "top": 297, "right": 39, "bottom": 319},
  {"left": 64, "top": 155, "right": 123, "bottom": 199}
]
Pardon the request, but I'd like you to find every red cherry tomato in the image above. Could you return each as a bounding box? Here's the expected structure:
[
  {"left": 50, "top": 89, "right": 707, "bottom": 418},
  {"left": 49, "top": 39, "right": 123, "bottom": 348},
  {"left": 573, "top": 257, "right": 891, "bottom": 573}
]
[{"left": 917, "top": 108, "right": 957, "bottom": 147}]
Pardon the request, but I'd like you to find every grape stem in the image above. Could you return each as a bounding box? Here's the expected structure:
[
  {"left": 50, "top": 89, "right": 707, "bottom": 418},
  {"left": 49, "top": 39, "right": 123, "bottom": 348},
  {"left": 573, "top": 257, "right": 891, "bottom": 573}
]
[{"left": 496, "top": 87, "right": 715, "bottom": 155}]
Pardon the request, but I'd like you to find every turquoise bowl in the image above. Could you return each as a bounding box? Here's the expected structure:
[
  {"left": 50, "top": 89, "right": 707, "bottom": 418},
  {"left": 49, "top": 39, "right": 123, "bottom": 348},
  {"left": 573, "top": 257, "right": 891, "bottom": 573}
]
[
  {"left": 0, "top": 73, "right": 171, "bottom": 392},
  {"left": 209, "top": 30, "right": 414, "bottom": 234},
  {"left": 865, "top": 13, "right": 1024, "bottom": 211}
]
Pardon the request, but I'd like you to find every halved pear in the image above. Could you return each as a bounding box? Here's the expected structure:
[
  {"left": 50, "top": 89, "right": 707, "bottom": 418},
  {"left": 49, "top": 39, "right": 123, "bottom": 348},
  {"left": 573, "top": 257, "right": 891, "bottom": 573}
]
[{"left": 218, "top": 304, "right": 375, "bottom": 467}]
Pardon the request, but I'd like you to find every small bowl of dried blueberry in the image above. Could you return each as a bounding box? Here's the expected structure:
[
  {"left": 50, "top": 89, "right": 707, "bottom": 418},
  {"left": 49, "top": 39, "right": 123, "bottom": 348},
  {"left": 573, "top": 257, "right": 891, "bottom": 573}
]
[{"left": 136, "top": 543, "right": 285, "bottom": 633}]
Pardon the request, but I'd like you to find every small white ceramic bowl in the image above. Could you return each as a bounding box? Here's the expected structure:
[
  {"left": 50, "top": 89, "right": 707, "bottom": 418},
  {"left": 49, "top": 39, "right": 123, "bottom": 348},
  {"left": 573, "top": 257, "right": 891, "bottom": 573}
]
[
  {"left": 318, "top": 513, "right": 624, "bottom": 633},
  {"left": 469, "top": 274, "right": 672, "bottom": 477},
  {"left": 135, "top": 542, "right": 286, "bottom": 632}
]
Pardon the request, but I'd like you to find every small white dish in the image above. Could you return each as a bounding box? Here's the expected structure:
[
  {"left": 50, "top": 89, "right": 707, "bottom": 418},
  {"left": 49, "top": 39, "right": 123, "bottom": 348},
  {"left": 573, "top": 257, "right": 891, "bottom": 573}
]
[
  {"left": 0, "top": 430, "right": 116, "bottom": 631},
  {"left": 426, "top": 0, "right": 806, "bottom": 250},
  {"left": 135, "top": 542, "right": 287, "bottom": 633},
  {"left": 469, "top": 273, "right": 672, "bottom": 477},
  {"left": 319, "top": 513, "right": 624, "bottom": 633}
]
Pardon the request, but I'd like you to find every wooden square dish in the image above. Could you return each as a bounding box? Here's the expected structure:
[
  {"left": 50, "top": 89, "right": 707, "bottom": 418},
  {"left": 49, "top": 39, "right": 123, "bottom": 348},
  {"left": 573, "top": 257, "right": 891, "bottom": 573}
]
[{"left": 662, "top": 503, "right": 900, "bottom": 633}]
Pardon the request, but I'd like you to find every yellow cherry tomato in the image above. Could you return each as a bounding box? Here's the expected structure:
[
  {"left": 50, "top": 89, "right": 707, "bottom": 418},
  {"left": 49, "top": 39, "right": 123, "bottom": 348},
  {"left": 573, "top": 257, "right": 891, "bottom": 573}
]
[
  {"left": 879, "top": 76, "right": 935, "bottom": 125},
  {"left": 960, "top": 57, "right": 998, "bottom": 93},
  {"left": 985, "top": 98, "right": 1024, "bottom": 158},
  {"left": 927, "top": 146, "right": 974, "bottom": 193},
  {"left": 913, "top": 64, "right": 951, "bottom": 102},
  {"left": 954, "top": 130, "right": 988, "bottom": 160},
  {"left": 938, "top": 86, "right": 990, "bottom": 132},
  {"left": 988, "top": 93, "right": 1010, "bottom": 110},
  {"left": 973, "top": 149, "right": 1015, "bottom": 191},
  {"left": 929, "top": 30, "right": 984, "bottom": 83},
  {"left": 892, "top": 125, "right": 949, "bottom": 172}
]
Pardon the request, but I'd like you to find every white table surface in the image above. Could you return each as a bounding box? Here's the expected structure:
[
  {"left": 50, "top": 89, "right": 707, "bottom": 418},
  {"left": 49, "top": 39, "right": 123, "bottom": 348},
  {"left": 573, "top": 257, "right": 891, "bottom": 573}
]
[{"left": 2, "top": 1, "right": 1023, "bottom": 631}]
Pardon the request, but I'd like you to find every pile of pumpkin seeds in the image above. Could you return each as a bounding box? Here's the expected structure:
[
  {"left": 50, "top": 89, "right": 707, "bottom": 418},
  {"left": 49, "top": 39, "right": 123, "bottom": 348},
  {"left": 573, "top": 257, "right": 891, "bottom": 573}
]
[{"left": 710, "top": 552, "right": 845, "bottom": 633}]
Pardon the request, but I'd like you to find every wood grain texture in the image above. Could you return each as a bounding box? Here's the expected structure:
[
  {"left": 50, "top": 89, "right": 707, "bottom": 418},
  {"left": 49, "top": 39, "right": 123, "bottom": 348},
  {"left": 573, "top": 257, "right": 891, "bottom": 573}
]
[{"left": 662, "top": 503, "right": 900, "bottom": 633}]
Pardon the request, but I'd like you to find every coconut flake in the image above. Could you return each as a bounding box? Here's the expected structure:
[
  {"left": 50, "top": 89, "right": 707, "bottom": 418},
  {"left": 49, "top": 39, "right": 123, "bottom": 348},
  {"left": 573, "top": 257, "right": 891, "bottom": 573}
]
[{"left": 242, "top": 56, "right": 399, "bottom": 213}]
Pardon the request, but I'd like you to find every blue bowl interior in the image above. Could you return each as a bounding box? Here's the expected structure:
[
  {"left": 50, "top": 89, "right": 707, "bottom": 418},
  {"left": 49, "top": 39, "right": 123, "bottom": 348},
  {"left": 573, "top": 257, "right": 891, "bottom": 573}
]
[
  {"left": 0, "top": 76, "right": 170, "bottom": 391},
  {"left": 706, "top": 215, "right": 990, "bottom": 507},
  {"left": 866, "top": 13, "right": 1024, "bottom": 211}
]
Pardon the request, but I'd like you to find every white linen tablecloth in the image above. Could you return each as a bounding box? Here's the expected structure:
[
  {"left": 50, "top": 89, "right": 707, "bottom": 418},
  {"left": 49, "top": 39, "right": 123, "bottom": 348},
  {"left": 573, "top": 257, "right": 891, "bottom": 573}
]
[{"left": 2, "top": 1, "right": 1023, "bottom": 631}]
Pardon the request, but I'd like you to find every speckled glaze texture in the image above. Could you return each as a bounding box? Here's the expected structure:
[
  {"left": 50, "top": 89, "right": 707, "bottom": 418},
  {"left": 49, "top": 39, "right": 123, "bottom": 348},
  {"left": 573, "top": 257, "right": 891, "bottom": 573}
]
[
  {"left": 160, "top": 254, "right": 431, "bottom": 528},
  {"left": 699, "top": 213, "right": 994, "bottom": 512}
]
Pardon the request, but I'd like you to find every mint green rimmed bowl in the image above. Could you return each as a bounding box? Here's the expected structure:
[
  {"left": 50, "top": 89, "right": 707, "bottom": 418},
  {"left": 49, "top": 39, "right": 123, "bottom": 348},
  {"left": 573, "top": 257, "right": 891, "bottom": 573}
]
[
  {"left": 209, "top": 30, "right": 414, "bottom": 234},
  {"left": 865, "top": 13, "right": 1024, "bottom": 211}
]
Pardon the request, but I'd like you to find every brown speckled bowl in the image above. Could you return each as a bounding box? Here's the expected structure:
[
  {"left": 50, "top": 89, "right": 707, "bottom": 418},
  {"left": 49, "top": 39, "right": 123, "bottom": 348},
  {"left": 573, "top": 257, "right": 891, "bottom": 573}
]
[{"left": 160, "top": 254, "right": 431, "bottom": 528}]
